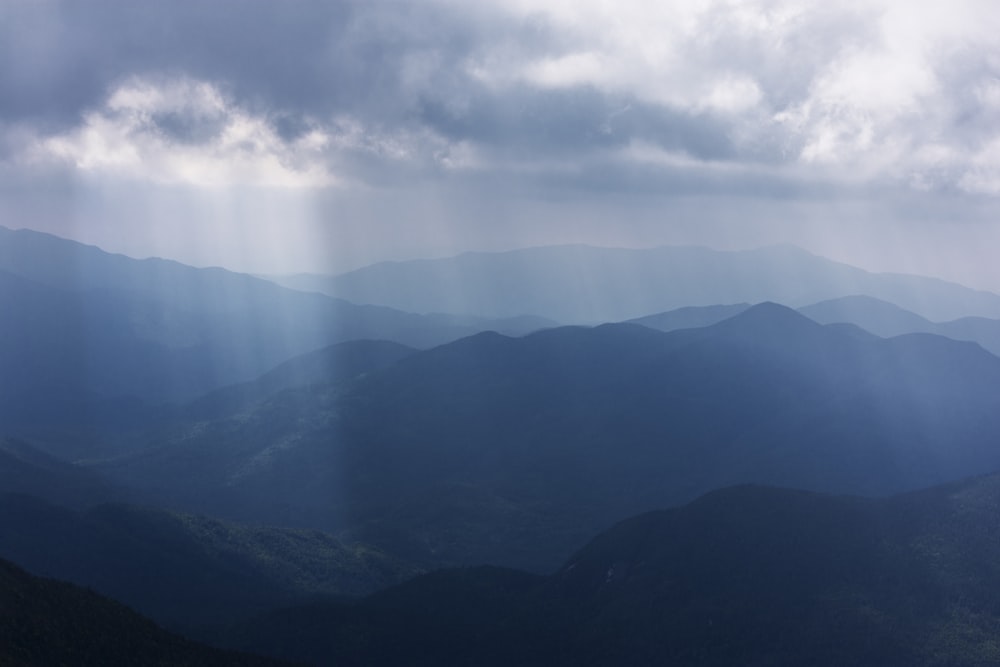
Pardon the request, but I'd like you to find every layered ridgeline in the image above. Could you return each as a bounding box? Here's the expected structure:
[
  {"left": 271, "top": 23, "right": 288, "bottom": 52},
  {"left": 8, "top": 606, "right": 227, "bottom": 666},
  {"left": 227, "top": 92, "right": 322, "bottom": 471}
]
[
  {"left": 220, "top": 473, "right": 1000, "bottom": 667},
  {"left": 0, "top": 226, "right": 569, "bottom": 464},
  {"left": 0, "top": 493, "right": 418, "bottom": 635},
  {"left": 799, "top": 295, "right": 1000, "bottom": 357},
  {"left": 0, "top": 557, "right": 289, "bottom": 666},
  {"left": 268, "top": 244, "right": 1000, "bottom": 323},
  {"left": 0, "top": 437, "right": 129, "bottom": 508},
  {"left": 630, "top": 297, "right": 1000, "bottom": 357},
  {"left": 0, "top": 226, "right": 530, "bottom": 417},
  {"left": 99, "top": 303, "right": 1000, "bottom": 572},
  {"left": 0, "top": 436, "right": 417, "bottom": 637}
]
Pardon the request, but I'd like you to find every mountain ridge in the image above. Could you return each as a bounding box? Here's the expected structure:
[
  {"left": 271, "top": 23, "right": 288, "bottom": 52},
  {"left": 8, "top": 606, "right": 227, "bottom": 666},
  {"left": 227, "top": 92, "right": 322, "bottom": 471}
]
[
  {"left": 0, "top": 492, "right": 419, "bottom": 634},
  {"left": 0, "top": 555, "right": 289, "bottom": 666},
  {"left": 222, "top": 473, "right": 1000, "bottom": 666},
  {"left": 800, "top": 294, "right": 1000, "bottom": 356},
  {"left": 266, "top": 243, "right": 1000, "bottom": 323},
  {"left": 0, "top": 226, "right": 537, "bottom": 460},
  {"left": 98, "top": 303, "right": 1000, "bottom": 572}
]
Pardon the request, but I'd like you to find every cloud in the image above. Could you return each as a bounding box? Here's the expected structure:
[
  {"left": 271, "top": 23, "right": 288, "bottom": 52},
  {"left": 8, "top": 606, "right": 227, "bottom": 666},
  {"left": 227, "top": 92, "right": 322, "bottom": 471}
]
[
  {"left": 13, "top": 73, "right": 466, "bottom": 191},
  {"left": 464, "top": 1, "right": 1000, "bottom": 191},
  {"left": 3, "top": 0, "right": 1000, "bottom": 294},
  {"left": 3, "top": 0, "right": 999, "bottom": 197},
  {"left": 28, "top": 77, "right": 336, "bottom": 188}
]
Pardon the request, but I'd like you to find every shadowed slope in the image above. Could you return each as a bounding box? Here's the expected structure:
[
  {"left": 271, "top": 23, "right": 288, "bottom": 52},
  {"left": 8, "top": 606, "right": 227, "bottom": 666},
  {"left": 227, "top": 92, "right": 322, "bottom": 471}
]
[
  {"left": 100, "top": 304, "right": 1000, "bottom": 572},
  {"left": 0, "top": 558, "right": 287, "bottom": 666},
  {"left": 226, "top": 473, "right": 1000, "bottom": 667},
  {"left": 0, "top": 493, "right": 419, "bottom": 634},
  {"left": 0, "top": 437, "right": 130, "bottom": 507}
]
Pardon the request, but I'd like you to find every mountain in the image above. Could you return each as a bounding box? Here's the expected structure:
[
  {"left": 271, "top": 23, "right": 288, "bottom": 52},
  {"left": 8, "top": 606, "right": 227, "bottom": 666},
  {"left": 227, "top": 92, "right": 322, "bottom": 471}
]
[
  {"left": 0, "top": 226, "right": 536, "bottom": 462},
  {"left": 183, "top": 339, "right": 416, "bottom": 421},
  {"left": 800, "top": 294, "right": 1000, "bottom": 356},
  {"left": 799, "top": 294, "right": 938, "bottom": 335},
  {"left": 99, "top": 303, "right": 1000, "bottom": 572},
  {"left": 397, "top": 311, "right": 559, "bottom": 337},
  {"left": 0, "top": 268, "right": 174, "bottom": 438},
  {"left": 0, "top": 493, "right": 418, "bottom": 635},
  {"left": 221, "top": 473, "right": 1000, "bottom": 667},
  {"left": 0, "top": 557, "right": 287, "bottom": 666},
  {"left": 267, "top": 244, "right": 1000, "bottom": 323},
  {"left": 936, "top": 315, "right": 1000, "bottom": 357},
  {"left": 0, "top": 437, "right": 131, "bottom": 508},
  {"left": 626, "top": 303, "right": 751, "bottom": 331},
  {"left": 0, "top": 226, "right": 497, "bottom": 410}
]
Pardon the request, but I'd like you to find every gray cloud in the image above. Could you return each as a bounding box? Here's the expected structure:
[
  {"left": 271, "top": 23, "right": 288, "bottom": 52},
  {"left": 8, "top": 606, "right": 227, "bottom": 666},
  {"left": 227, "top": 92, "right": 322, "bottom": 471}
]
[
  {"left": 1, "top": 0, "right": 1000, "bottom": 292},
  {"left": 4, "top": 1, "right": 996, "bottom": 190}
]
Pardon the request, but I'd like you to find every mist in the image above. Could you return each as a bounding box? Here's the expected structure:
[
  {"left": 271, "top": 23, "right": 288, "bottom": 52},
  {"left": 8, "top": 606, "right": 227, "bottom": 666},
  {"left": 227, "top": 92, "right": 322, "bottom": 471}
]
[{"left": 3, "top": 2, "right": 1000, "bottom": 665}]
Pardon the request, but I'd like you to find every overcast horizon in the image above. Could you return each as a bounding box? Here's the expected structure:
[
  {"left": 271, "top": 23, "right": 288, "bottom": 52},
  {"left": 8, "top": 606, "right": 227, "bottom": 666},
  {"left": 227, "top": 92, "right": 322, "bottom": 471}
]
[{"left": 2, "top": 1, "right": 1000, "bottom": 291}]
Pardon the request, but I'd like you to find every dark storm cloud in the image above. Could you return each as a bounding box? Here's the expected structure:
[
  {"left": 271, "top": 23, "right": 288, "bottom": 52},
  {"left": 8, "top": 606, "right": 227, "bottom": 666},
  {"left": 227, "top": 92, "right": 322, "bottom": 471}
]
[
  {"left": 4, "top": 1, "right": 1000, "bottom": 202},
  {"left": 417, "top": 86, "right": 739, "bottom": 162},
  {"left": 0, "top": 1, "right": 494, "bottom": 124},
  {"left": 0, "top": 2, "right": 364, "bottom": 127},
  {"left": 0, "top": 1, "right": 748, "bottom": 172}
]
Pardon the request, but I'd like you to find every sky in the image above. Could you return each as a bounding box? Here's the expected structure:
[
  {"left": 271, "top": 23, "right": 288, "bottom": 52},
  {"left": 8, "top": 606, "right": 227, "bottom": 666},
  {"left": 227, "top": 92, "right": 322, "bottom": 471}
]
[{"left": 1, "top": 0, "right": 999, "bottom": 290}]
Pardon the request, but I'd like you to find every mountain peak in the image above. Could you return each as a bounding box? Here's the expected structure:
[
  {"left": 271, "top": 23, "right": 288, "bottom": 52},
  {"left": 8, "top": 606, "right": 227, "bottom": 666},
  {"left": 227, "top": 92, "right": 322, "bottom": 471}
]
[{"left": 711, "top": 301, "right": 824, "bottom": 337}]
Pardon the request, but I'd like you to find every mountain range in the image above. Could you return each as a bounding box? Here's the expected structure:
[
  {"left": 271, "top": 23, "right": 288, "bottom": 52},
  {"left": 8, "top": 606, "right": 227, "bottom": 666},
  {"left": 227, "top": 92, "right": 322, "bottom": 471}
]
[
  {"left": 10, "top": 472, "right": 1000, "bottom": 666},
  {"left": 98, "top": 302, "right": 1000, "bottom": 572},
  {"left": 220, "top": 473, "right": 1000, "bottom": 666},
  {"left": 799, "top": 294, "right": 1000, "bottom": 357},
  {"left": 268, "top": 244, "right": 1000, "bottom": 323},
  {"left": 629, "top": 296, "right": 1000, "bottom": 357},
  {"left": 5, "top": 228, "right": 1000, "bottom": 664},
  {"left": 0, "top": 226, "right": 554, "bottom": 459},
  {"left": 0, "top": 226, "right": 534, "bottom": 408},
  {"left": 0, "top": 492, "right": 417, "bottom": 635}
]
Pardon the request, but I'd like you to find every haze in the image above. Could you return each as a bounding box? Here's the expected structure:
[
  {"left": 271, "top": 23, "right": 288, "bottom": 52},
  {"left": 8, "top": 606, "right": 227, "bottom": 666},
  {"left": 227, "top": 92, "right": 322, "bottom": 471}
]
[
  {"left": 9, "top": 4, "right": 1000, "bottom": 663},
  {"left": 0, "top": 0, "right": 998, "bottom": 291}
]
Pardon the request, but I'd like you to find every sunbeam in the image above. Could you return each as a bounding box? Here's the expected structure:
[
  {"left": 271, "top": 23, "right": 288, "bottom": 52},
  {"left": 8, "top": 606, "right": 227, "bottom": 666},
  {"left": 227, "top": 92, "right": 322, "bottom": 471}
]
[{"left": 2, "top": 2, "right": 1000, "bottom": 665}]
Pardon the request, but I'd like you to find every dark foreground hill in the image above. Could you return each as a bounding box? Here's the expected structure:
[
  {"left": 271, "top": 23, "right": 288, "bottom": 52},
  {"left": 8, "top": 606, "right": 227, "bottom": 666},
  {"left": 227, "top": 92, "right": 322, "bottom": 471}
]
[
  {"left": 101, "top": 303, "right": 1000, "bottom": 572},
  {"left": 0, "top": 493, "right": 417, "bottom": 634},
  {"left": 0, "top": 557, "right": 287, "bottom": 666},
  {"left": 223, "top": 474, "right": 1000, "bottom": 667},
  {"left": 0, "top": 437, "right": 130, "bottom": 507}
]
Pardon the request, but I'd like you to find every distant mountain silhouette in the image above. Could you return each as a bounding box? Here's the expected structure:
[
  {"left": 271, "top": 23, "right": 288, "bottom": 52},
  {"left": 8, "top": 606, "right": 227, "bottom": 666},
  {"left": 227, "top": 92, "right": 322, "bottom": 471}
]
[
  {"left": 801, "top": 294, "right": 1000, "bottom": 356},
  {"left": 936, "top": 315, "right": 1000, "bottom": 357},
  {"left": 626, "top": 303, "right": 751, "bottom": 331},
  {"left": 222, "top": 473, "right": 1000, "bottom": 666},
  {"left": 799, "top": 294, "right": 937, "bottom": 333},
  {"left": 0, "top": 226, "right": 530, "bottom": 457},
  {"left": 0, "top": 226, "right": 511, "bottom": 400},
  {"left": 0, "top": 557, "right": 287, "bottom": 666},
  {"left": 268, "top": 244, "right": 1000, "bottom": 323},
  {"left": 100, "top": 303, "right": 1000, "bottom": 572}
]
